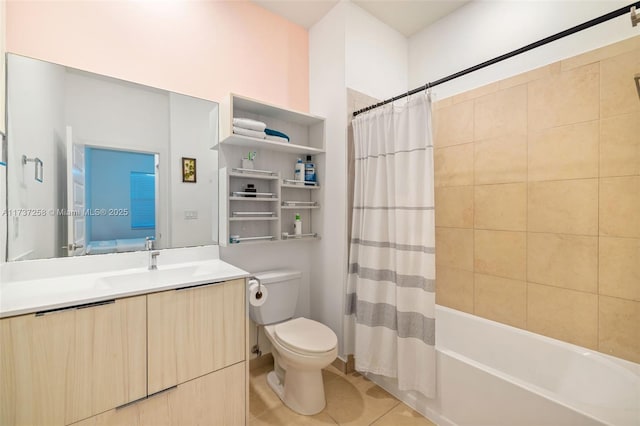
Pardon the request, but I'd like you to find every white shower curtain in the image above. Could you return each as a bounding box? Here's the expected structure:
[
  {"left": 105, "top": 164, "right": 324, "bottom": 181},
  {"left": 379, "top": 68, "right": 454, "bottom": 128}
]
[{"left": 345, "top": 93, "right": 436, "bottom": 398}]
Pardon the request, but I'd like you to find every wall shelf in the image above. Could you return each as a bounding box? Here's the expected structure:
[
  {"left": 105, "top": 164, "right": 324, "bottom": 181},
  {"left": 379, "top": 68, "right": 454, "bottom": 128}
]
[
  {"left": 281, "top": 183, "right": 321, "bottom": 190},
  {"left": 229, "top": 197, "right": 279, "bottom": 202},
  {"left": 281, "top": 233, "right": 319, "bottom": 241},
  {"left": 229, "top": 217, "right": 278, "bottom": 222},
  {"left": 215, "top": 93, "right": 325, "bottom": 153},
  {"left": 218, "top": 93, "right": 325, "bottom": 246},
  {"left": 217, "top": 134, "right": 324, "bottom": 155},
  {"left": 281, "top": 206, "right": 320, "bottom": 210},
  {"left": 229, "top": 170, "right": 279, "bottom": 180}
]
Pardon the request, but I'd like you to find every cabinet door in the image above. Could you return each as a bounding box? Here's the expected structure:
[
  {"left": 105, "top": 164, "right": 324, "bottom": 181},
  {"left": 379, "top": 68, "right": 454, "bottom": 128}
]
[
  {"left": 72, "top": 361, "right": 246, "bottom": 426},
  {"left": 147, "top": 279, "right": 245, "bottom": 394},
  {"left": 0, "top": 296, "right": 147, "bottom": 426}
]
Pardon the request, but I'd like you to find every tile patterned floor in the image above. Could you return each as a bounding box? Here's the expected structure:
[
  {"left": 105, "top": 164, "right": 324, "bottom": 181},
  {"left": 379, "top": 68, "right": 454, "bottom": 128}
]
[{"left": 249, "top": 364, "right": 437, "bottom": 426}]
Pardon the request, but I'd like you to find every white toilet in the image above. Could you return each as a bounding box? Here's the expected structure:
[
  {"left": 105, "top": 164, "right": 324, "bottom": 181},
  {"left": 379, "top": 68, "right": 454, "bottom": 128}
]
[{"left": 250, "top": 269, "right": 338, "bottom": 415}]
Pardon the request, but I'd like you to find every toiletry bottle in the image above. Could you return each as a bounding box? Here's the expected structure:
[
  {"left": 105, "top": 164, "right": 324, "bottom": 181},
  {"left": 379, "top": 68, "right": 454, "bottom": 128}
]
[
  {"left": 304, "top": 155, "right": 316, "bottom": 185},
  {"left": 294, "top": 213, "right": 302, "bottom": 236},
  {"left": 294, "top": 158, "right": 304, "bottom": 184}
]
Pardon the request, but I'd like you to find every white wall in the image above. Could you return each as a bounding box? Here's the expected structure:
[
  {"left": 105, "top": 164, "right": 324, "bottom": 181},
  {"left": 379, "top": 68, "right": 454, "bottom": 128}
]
[
  {"left": 309, "top": 2, "right": 409, "bottom": 359},
  {"left": 409, "top": 0, "right": 638, "bottom": 99},
  {"left": 168, "top": 93, "right": 218, "bottom": 247},
  {"left": 345, "top": 2, "right": 408, "bottom": 100},
  {"left": 309, "top": 1, "right": 349, "bottom": 358},
  {"left": 6, "top": 55, "right": 66, "bottom": 261}
]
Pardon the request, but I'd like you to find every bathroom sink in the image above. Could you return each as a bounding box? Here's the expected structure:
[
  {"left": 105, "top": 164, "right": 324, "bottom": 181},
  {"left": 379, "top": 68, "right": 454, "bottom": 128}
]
[
  {"left": 0, "top": 255, "right": 249, "bottom": 319},
  {"left": 98, "top": 263, "right": 220, "bottom": 289}
]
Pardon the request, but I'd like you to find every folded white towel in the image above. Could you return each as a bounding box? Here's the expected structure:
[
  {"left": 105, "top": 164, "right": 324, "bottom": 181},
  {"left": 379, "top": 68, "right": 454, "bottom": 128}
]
[
  {"left": 233, "top": 117, "right": 267, "bottom": 132},
  {"left": 233, "top": 126, "right": 266, "bottom": 139},
  {"left": 265, "top": 135, "right": 289, "bottom": 144}
]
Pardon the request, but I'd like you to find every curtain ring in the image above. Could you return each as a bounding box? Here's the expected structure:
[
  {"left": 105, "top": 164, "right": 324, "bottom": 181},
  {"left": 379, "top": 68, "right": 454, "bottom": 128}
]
[{"left": 424, "top": 82, "right": 433, "bottom": 100}]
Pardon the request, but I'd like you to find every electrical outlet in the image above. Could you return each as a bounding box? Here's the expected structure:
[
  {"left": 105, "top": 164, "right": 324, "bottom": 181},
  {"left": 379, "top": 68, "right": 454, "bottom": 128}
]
[{"left": 184, "top": 210, "right": 198, "bottom": 220}]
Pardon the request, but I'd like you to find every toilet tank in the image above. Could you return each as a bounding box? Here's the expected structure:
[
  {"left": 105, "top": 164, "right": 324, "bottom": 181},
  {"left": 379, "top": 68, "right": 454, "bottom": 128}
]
[{"left": 249, "top": 269, "right": 301, "bottom": 325}]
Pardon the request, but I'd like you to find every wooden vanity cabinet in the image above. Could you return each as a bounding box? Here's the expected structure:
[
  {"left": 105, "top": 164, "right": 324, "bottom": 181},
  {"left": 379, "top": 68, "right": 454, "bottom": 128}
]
[
  {"left": 0, "top": 279, "right": 246, "bottom": 426},
  {"left": 0, "top": 296, "right": 147, "bottom": 426},
  {"left": 147, "top": 278, "right": 245, "bottom": 394},
  {"left": 71, "top": 361, "right": 245, "bottom": 426}
]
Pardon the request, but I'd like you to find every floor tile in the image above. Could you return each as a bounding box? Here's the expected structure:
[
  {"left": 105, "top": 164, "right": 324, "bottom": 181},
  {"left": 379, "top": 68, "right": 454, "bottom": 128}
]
[
  {"left": 371, "top": 403, "right": 437, "bottom": 426},
  {"left": 323, "top": 372, "right": 400, "bottom": 426},
  {"left": 250, "top": 405, "right": 338, "bottom": 426},
  {"left": 249, "top": 365, "right": 284, "bottom": 418},
  {"left": 249, "top": 364, "right": 439, "bottom": 426}
]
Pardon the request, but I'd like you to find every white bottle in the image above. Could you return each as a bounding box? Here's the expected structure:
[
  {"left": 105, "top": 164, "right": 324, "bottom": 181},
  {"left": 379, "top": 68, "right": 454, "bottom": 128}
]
[
  {"left": 294, "top": 213, "right": 302, "bottom": 236},
  {"left": 294, "top": 158, "right": 305, "bottom": 185}
]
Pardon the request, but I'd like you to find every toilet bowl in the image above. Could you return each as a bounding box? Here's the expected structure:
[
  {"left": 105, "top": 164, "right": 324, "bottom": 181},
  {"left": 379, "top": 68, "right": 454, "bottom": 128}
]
[
  {"left": 249, "top": 270, "right": 338, "bottom": 415},
  {"left": 264, "top": 317, "right": 338, "bottom": 415}
]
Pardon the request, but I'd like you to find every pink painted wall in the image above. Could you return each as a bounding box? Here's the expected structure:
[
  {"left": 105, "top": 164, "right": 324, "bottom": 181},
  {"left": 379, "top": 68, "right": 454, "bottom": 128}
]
[{"left": 6, "top": 0, "right": 309, "bottom": 112}]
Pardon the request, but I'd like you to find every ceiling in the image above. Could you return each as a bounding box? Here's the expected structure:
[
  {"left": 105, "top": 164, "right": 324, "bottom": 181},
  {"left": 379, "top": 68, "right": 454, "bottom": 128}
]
[{"left": 251, "top": 0, "right": 471, "bottom": 37}]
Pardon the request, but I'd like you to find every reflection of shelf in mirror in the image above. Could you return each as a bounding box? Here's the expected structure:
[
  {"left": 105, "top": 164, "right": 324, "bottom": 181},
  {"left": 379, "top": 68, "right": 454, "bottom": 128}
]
[
  {"left": 232, "top": 211, "right": 275, "bottom": 217},
  {"left": 230, "top": 170, "right": 279, "bottom": 180},
  {"left": 230, "top": 217, "right": 278, "bottom": 222},
  {"left": 230, "top": 196, "right": 279, "bottom": 202},
  {"left": 231, "top": 191, "right": 275, "bottom": 197},
  {"left": 282, "top": 179, "right": 319, "bottom": 188},
  {"left": 281, "top": 206, "right": 320, "bottom": 210},
  {"left": 217, "top": 134, "right": 324, "bottom": 155}
]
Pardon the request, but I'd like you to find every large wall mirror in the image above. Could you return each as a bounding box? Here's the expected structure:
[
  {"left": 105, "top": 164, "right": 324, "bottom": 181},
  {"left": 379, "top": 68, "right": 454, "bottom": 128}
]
[{"left": 6, "top": 54, "right": 219, "bottom": 261}]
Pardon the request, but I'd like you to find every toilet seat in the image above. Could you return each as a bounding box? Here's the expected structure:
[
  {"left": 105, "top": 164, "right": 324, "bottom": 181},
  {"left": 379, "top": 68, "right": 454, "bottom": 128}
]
[{"left": 274, "top": 318, "right": 337, "bottom": 355}]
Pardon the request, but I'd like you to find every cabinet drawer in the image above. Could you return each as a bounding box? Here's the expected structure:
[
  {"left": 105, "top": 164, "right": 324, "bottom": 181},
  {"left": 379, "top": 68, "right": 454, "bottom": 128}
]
[
  {"left": 71, "top": 361, "right": 246, "bottom": 426},
  {"left": 0, "top": 296, "right": 147, "bottom": 426},
  {"left": 147, "top": 279, "right": 245, "bottom": 393}
]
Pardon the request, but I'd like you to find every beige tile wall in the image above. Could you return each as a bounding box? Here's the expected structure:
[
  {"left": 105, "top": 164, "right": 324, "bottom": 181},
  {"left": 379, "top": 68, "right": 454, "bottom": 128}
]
[{"left": 433, "top": 36, "right": 640, "bottom": 364}]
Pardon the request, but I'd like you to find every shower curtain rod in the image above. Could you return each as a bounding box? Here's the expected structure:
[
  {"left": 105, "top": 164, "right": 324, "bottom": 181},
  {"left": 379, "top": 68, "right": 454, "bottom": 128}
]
[{"left": 353, "top": 1, "right": 640, "bottom": 117}]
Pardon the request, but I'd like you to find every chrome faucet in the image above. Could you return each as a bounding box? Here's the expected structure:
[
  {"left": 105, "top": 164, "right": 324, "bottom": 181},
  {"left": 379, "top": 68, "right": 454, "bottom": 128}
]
[{"left": 146, "top": 237, "right": 159, "bottom": 270}]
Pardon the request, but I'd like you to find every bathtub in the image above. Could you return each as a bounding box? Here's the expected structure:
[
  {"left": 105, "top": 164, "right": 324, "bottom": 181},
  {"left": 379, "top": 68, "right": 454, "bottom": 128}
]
[{"left": 365, "top": 305, "right": 640, "bottom": 426}]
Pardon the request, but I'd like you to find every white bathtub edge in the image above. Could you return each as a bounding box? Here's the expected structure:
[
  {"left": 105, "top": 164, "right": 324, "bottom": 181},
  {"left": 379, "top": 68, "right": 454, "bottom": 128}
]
[
  {"left": 436, "top": 305, "right": 640, "bottom": 377},
  {"left": 437, "top": 347, "right": 611, "bottom": 426}
]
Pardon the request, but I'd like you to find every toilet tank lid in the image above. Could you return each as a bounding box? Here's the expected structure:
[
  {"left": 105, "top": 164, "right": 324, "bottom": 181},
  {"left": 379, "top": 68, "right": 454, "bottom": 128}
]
[{"left": 253, "top": 269, "right": 302, "bottom": 284}]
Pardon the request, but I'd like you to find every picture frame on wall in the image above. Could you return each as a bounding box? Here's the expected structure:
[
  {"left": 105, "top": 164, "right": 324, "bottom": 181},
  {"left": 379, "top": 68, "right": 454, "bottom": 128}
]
[{"left": 182, "top": 157, "right": 196, "bottom": 183}]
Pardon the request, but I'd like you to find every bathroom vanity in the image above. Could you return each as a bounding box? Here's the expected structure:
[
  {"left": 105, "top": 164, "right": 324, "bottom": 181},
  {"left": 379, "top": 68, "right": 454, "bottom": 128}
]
[{"left": 0, "top": 247, "right": 250, "bottom": 426}]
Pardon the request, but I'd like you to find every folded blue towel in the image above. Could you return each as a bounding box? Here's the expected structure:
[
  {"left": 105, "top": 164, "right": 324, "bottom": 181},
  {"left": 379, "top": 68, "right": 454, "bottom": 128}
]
[{"left": 265, "top": 128, "right": 290, "bottom": 141}]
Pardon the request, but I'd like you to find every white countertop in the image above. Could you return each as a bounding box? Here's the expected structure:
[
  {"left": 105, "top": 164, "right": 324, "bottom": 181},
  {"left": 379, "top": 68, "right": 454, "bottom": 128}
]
[{"left": 0, "top": 258, "right": 249, "bottom": 318}]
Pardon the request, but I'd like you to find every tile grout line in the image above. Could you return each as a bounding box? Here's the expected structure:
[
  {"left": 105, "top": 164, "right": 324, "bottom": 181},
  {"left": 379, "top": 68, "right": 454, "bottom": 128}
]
[
  {"left": 471, "top": 94, "right": 476, "bottom": 315},
  {"left": 367, "top": 400, "right": 402, "bottom": 426},
  {"left": 435, "top": 172, "right": 640, "bottom": 191},
  {"left": 597, "top": 59, "right": 601, "bottom": 352},
  {"left": 435, "top": 224, "right": 640, "bottom": 241},
  {"left": 525, "top": 78, "right": 529, "bottom": 330}
]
